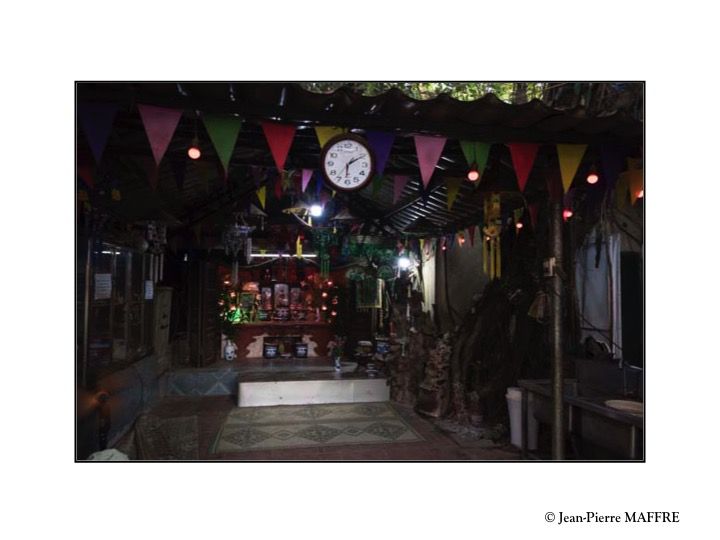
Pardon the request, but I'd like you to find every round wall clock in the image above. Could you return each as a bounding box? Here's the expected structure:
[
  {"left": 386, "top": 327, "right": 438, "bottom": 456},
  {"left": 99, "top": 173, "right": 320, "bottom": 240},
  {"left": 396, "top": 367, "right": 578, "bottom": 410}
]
[{"left": 320, "top": 133, "right": 376, "bottom": 191}]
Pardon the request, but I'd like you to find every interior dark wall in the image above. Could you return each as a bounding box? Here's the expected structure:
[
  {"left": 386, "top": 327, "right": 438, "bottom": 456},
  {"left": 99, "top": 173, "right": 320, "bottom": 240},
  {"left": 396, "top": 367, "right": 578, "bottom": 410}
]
[{"left": 435, "top": 241, "right": 489, "bottom": 332}]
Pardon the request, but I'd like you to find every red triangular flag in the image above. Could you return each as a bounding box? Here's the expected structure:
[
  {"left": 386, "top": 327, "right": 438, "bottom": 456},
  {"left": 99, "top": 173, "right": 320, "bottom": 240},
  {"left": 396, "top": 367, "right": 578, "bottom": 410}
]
[
  {"left": 261, "top": 121, "right": 296, "bottom": 171},
  {"left": 393, "top": 174, "right": 409, "bottom": 204},
  {"left": 137, "top": 104, "right": 183, "bottom": 165},
  {"left": 414, "top": 135, "right": 446, "bottom": 188},
  {"left": 467, "top": 225, "right": 476, "bottom": 246},
  {"left": 507, "top": 143, "right": 540, "bottom": 192}
]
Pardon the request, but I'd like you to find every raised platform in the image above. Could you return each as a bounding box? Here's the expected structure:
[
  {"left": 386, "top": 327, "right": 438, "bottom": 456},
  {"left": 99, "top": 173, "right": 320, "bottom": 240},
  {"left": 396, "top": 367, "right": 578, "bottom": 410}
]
[
  {"left": 165, "top": 358, "right": 388, "bottom": 402},
  {"left": 238, "top": 375, "right": 389, "bottom": 407}
]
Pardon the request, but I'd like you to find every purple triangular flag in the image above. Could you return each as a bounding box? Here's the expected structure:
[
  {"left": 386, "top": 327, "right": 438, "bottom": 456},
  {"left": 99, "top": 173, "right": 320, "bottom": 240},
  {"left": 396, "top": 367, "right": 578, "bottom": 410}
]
[
  {"left": 393, "top": 174, "right": 409, "bottom": 204},
  {"left": 78, "top": 102, "right": 119, "bottom": 164},
  {"left": 414, "top": 135, "right": 446, "bottom": 188},
  {"left": 366, "top": 131, "right": 395, "bottom": 177},
  {"left": 302, "top": 169, "right": 313, "bottom": 192},
  {"left": 137, "top": 104, "right": 184, "bottom": 165}
]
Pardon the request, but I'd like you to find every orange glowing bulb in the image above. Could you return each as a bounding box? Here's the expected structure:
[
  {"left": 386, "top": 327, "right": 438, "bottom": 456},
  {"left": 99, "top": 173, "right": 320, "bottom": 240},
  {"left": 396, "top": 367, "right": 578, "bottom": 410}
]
[
  {"left": 516, "top": 222, "right": 524, "bottom": 230},
  {"left": 586, "top": 172, "right": 599, "bottom": 184},
  {"left": 637, "top": 189, "right": 644, "bottom": 199},
  {"left": 467, "top": 167, "right": 480, "bottom": 182}
]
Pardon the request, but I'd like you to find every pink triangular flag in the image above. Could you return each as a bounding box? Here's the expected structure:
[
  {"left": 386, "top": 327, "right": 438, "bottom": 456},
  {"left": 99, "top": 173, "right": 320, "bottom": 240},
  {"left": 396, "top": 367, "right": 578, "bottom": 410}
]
[
  {"left": 137, "top": 104, "right": 184, "bottom": 165},
  {"left": 507, "top": 143, "right": 540, "bottom": 192},
  {"left": 414, "top": 135, "right": 446, "bottom": 188},
  {"left": 261, "top": 121, "right": 296, "bottom": 171},
  {"left": 301, "top": 169, "right": 313, "bottom": 192},
  {"left": 467, "top": 225, "right": 476, "bottom": 246},
  {"left": 393, "top": 175, "right": 409, "bottom": 204}
]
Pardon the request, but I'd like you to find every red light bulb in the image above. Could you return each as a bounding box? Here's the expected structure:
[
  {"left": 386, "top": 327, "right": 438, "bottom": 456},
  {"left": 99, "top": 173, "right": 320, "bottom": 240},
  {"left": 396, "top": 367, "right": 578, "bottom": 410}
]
[
  {"left": 188, "top": 137, "right": 201, "bottom": 160},
  {"left": 637, "top": 189, "right": 644, "bottom": 199},
  {"left": 562, "top": 209, "right": 573, "bottom": 221},
  {"left": 467, "top": 164, "right": 480, "bottom": 182}
]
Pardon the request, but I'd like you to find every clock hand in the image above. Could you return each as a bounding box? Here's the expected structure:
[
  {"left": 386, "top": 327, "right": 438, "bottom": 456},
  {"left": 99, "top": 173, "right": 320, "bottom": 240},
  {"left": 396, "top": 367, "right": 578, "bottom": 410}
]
[{"left": 347, "top": 154, "right": 367, "bottom": 167}]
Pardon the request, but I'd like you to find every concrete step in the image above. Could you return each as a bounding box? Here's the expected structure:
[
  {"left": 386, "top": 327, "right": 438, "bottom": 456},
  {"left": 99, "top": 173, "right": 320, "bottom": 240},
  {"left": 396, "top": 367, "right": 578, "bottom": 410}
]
[{"left": 238, "top": 377, "right": 389, "bottom": 407}]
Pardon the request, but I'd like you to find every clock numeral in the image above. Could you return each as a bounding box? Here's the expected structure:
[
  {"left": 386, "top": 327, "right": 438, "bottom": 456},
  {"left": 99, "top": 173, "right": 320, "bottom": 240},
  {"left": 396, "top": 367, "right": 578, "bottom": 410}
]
[
  {"left": 330, "top": 153, "right": 337, "bottom": 158},
  {"left": 363, "top": 162, "right": 368, "bottom": 167},
  {"left": 330, "top": 170, "right": 336, "bottom": 176},
  {"left": 335, "top": 176, "right": 343, "bottom": 182},
  {"left": 327, "top": 161, "right": 334, "bottom": 166},
  {"left": 359, "top": 170, "right": 366, "bottom": 176},
  {"left": 345, "top": 179, "right": 351, "bottom": 185}
]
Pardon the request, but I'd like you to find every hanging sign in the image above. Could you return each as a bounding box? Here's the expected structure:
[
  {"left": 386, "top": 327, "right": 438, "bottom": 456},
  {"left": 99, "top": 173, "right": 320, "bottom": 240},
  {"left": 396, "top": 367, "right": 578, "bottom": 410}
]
[
  {"left": 144, "top": 280, "right": 154, "bottom": 300},
  {"left": 94, "top": 273, "right": 112, "bottom": 300}
]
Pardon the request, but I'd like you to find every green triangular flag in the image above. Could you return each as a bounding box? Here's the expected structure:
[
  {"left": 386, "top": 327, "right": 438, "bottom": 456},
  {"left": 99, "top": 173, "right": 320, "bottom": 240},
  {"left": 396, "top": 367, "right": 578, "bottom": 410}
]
[
  {"left": 446, "top": 177, "right": 463, "bottom": 210},
  {"left": 459, "top": 141, "right": 491, "bottom": 177},
  {"left": 203, "top": 114, "right": 243, "bottom": 175}
]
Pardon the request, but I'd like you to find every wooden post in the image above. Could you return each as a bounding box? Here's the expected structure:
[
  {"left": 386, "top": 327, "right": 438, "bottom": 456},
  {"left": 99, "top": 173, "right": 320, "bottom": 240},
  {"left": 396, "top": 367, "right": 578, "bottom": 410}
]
[{"left": 549, "top": 201, "right": 565, "bottom": 460}]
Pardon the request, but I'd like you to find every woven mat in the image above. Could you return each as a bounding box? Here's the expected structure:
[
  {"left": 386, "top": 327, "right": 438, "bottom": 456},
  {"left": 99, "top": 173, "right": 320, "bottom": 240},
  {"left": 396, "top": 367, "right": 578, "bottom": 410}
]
[
  {"left": 132, "top": 414, "right": 199, "bottom": 460},
  {"left": 211, "top": 402, "right": 423, "bottom": 453}
]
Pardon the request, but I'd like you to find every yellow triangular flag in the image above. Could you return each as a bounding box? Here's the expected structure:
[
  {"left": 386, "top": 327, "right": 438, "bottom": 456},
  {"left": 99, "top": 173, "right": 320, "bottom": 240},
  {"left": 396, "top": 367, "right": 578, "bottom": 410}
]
[
  {"left": 256, "top": 185, "right": 266, "bottom": 209},
  {"left": 419, "top": 238, "right": 425, "bottom": 253},
  {"left": 628, "top": 169, "right": 644, "bottom": 205},
  {"left": 557, "top": 144, "right": 588, "bottom": 193},
  {"left": 315, "top": 126, "right": 346, "bottom": 148},
  {"left": 446, "top": 177, "right": 463, "bottom": 210}
]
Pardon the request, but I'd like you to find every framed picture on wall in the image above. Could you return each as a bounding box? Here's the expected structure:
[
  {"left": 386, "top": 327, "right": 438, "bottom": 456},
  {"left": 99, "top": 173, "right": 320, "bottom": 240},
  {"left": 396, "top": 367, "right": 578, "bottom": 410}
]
[{"left": 273, "top": 283, "right": 289, "bottom": 309}]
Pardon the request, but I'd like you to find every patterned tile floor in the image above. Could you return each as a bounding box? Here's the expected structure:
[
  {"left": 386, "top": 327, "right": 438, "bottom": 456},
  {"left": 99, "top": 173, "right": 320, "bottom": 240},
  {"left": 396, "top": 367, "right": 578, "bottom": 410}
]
[{"left": 143, "top": 396, "right": 521, "bottom": 461}]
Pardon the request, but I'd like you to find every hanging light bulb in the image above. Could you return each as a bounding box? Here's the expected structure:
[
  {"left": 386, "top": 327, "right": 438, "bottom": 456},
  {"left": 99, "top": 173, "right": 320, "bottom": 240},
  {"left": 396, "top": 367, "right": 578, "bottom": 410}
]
[
  {"left": 515, "top": 222, "right": 524, "bottom": 230},
  {"left": 467, "top": 163, "right": 480, "bottom": 182},
  {"left": 563, "top": 209, "right": 574, "bottom": 221},
  {"left": 586, "top": 167, "right": 599, "bottom": 184},
  {"left": 398, "top": 256, "right": 411, "bottom": 269},
  {"left": 188, "top": 137, "right": 201, "bottom": 160},
  {"left": 637, "top": 189, "right": 644, "bottom": 199},
  {"left": 310, "top": 204, "right": 323, "bottom": 217}
]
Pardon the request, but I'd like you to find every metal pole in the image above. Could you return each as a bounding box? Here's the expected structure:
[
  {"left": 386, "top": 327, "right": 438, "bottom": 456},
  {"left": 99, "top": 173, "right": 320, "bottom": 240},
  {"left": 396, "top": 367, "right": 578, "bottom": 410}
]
[
  {"left": 550, "top": 201, "right": 565, "bottom": 460},
  {"left": 82, "top": 236, "right": 93, "bottom": 388}
]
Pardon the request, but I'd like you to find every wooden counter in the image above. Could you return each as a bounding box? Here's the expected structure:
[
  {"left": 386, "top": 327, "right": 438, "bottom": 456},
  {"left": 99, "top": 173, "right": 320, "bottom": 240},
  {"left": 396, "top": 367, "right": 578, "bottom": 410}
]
[{"left": 232, "top": 321, "right": 332, "bottom": 358}]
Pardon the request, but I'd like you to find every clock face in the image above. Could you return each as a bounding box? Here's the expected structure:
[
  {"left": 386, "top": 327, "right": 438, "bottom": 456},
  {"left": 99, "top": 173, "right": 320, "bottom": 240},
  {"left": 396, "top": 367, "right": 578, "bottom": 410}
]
[{"left": 320, "top": 134, "right": 375, "bottom": 191}]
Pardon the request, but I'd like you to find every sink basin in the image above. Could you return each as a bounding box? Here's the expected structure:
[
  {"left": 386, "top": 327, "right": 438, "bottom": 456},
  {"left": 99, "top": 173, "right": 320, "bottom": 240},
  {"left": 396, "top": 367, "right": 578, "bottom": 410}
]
[{"left": 604, "top": 400, "right": 643, "bottom": 415}]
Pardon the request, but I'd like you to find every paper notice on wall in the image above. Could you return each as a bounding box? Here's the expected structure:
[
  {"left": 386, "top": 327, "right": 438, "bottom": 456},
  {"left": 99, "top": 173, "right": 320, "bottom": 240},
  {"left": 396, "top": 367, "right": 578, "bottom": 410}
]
[
  {"left": 94, "top": 273, "right": 112, "bottom": 300},
  {"left": 144, "top": 280, "right": 154, "bottom": 300}
]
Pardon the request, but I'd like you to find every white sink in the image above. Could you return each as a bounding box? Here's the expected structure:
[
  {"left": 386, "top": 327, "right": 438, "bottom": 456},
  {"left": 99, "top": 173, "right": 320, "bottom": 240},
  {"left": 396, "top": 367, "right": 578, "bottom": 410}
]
[{"left": 604, "top": 400, "right": 643, "bottom": 415}]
